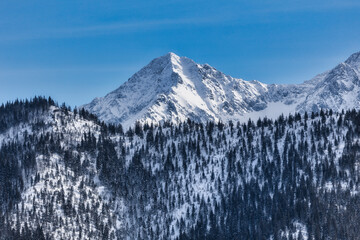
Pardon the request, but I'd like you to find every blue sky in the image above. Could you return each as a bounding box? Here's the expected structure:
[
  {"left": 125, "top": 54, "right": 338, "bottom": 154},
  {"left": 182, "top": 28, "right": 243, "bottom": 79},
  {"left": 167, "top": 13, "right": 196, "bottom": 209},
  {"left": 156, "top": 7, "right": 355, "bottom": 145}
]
[{"left": 1, "top": 0, "right": 360, "bottom": 107}]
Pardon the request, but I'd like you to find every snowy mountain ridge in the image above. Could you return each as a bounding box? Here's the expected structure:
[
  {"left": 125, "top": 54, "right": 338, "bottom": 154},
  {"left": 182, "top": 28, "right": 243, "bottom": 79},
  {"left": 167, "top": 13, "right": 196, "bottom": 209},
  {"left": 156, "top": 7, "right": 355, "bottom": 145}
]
[{"left": 84, "top": 51, "right": 360, "bottom": 127}]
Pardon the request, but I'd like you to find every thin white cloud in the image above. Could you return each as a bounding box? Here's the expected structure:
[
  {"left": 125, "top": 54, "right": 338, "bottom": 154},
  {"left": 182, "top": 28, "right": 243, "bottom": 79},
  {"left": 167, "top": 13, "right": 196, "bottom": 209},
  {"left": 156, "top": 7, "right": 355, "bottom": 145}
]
[
  {"left": 1, "top": 0, "right": 359, "bottom": 42},
  {"left": 0, "top": 64, "right": 141, "bottom": 77},
  {"left": 0, "top": 16, "right": 228, "bottom": 42},
  {"left": 56, "top": 17, "right": 222, "bottom": 36},
  {"left": 253, "top": 0, "right": 360, "bottom": 13}
]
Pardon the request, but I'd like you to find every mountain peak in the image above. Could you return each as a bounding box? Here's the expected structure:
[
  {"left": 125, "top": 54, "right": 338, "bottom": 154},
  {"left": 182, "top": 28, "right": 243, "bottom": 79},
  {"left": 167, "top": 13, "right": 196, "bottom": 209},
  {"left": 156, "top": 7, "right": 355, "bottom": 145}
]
[
  {"left": 345, "top": 51, "right": 360, "bottom": 67},
  {"left": 139, "top": 52, "right": 185, "bottom": 78},
  {"left": 156, "top": 52, "right": 181, "bottom": 65},
  {"left": 165, "top": 51, "right": 180, "bottom": 58}
]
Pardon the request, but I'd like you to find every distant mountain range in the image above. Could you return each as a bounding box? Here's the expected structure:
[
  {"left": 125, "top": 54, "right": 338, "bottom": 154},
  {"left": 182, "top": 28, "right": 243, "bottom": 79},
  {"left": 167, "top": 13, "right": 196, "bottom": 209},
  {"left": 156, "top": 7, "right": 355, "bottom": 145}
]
[{"left": 83, "top": 51, "right": 360, "bottom": 127}]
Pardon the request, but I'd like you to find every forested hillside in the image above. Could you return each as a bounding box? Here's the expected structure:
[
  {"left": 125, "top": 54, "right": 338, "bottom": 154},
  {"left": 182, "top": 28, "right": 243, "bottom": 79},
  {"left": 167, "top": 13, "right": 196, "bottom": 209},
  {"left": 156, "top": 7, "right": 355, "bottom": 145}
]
[{"left": 1, "top": 97, "right": 360, "bottom": 239}]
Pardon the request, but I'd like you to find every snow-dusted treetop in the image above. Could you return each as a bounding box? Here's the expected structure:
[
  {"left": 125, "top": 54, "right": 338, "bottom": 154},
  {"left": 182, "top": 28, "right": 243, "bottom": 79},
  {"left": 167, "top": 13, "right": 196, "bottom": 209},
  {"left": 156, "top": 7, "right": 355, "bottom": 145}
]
[{"left": 83, "top": 51, "right": 360, "bottom": 127}]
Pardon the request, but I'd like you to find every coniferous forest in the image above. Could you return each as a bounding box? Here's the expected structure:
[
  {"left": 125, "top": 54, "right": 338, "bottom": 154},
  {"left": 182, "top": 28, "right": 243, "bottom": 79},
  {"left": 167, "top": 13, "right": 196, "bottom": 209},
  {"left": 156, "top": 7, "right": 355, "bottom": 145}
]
[{"left": 2, "top": 97, "right": 360, "bottom": 239}]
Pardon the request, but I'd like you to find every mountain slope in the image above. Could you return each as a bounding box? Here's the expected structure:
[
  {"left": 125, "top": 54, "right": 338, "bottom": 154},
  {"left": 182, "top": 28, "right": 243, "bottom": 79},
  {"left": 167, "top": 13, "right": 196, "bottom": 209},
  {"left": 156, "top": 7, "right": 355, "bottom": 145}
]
[
  {"left": 0, "top": 98, "right": 126, "bottom": 239},
  {"left": 5, "top": 98, "right": 360, "bottom": 239}
]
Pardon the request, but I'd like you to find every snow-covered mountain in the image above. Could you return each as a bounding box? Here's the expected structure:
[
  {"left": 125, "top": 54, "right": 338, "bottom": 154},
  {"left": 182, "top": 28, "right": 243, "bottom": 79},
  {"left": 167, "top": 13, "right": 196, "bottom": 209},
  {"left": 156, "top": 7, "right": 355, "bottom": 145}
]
[
  {"left": 83, "top": 51, "right": 360, "bottom": 127},
  {"left": 4, "top": 98, "right": 360, "bottom": 239}
]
